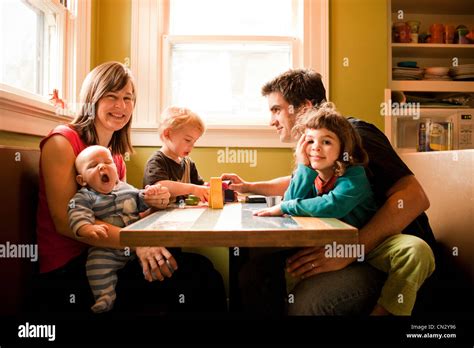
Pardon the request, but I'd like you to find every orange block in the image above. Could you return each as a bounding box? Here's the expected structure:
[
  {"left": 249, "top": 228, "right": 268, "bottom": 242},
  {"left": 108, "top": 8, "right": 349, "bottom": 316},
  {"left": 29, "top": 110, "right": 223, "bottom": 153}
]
[{"left": 209, "top": 177, "right": 223, "bottom": 209}]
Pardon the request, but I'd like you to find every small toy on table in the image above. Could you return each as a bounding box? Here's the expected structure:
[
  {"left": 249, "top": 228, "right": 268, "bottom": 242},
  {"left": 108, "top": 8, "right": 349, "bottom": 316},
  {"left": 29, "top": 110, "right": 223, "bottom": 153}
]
[
  {"left": 222, "top": 180, "right": 236, "bottom": 202},
  {"left": 185, "top": 195, "right": 200, "bottom": 206}
]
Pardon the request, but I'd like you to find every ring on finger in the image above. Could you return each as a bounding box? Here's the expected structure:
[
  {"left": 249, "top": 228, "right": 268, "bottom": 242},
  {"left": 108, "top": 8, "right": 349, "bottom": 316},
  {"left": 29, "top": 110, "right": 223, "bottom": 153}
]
[{"left": 310, "top": 263, "right": 315, "bottom": 269}]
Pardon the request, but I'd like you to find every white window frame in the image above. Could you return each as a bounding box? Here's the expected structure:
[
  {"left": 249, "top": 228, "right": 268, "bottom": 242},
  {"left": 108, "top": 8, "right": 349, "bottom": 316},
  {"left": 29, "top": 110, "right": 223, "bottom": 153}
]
[
  {"left": 0, "top": 0, "right": 91, "bottom": 137},
  {"left": 130, "top": 0, "right": 329, "bottom": 148}
]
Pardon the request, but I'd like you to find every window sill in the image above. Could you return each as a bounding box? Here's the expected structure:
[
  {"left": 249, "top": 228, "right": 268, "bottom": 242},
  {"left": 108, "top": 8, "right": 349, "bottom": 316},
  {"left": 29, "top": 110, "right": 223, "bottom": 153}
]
[
  {"left": 0, "top": 85, "right": 73, "bottom": 137},
  {"left": 131, "top": 125, "right": 294, "bottom": 148}
]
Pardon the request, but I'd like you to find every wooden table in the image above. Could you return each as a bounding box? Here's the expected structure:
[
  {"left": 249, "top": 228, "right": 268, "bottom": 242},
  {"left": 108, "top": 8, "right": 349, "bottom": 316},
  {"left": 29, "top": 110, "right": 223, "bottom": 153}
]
[{"left": 120, "top": 203, "right": 358, "bottom": 247}]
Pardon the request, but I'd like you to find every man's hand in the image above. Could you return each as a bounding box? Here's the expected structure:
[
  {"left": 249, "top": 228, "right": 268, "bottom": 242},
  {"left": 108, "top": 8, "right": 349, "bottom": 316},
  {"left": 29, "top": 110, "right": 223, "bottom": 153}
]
[
  {"left": 286, "top": 247, "right": 356, "bottom": 279},
  {"left": 253, "top": 204, "right": 283, "bottom": 217},
  {"left": 77, "top": 224, "right": 109, "bottom": 239},
  {"left": 295, "top": 134, "right": 310, "bottom": 166},
  {"left": 144, "top": 184, "right": 170, "bottom": 209},
  {"left": 220, "top": 173, "right": 250, "bottom": 193}
]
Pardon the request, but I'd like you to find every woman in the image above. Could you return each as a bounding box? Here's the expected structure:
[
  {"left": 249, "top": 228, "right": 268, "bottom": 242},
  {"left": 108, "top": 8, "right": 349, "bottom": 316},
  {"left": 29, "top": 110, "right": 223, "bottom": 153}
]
[{"left": 35, "top": 61, "right": 226, "bottom": 315}]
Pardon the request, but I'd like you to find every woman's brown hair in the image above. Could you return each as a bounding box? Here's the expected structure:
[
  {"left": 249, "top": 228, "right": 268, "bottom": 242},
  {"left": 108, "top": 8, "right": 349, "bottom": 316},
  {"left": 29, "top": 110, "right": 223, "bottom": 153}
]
[
  {"left": 70, "top": 61, "right": 136, "bottom": 155},
  {"left": 293, "top": 102, "right": 368, "bottom": 176}
]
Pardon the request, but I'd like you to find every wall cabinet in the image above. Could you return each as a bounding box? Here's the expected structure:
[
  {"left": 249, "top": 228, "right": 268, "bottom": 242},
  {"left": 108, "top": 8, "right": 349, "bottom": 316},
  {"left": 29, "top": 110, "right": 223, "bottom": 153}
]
[{"left": 385, "top": 0, "right": 474, "bottom": 152}]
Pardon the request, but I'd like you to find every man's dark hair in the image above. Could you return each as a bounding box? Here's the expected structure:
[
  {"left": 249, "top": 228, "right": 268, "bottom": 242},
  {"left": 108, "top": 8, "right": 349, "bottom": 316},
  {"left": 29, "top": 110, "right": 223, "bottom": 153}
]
[{"left": 261, "top": 68, "right": 327, "bottom": 109}]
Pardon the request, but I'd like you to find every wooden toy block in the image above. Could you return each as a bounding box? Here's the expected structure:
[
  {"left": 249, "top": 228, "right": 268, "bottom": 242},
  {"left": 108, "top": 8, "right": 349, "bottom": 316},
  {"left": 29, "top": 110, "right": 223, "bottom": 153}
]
[{"left": 209, "top": 177, "right": 223, "bottom": 209}]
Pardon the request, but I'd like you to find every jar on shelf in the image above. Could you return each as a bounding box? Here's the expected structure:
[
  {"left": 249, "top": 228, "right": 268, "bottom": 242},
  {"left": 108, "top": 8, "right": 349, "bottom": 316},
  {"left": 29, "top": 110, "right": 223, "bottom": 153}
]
[
  {"left": 394, "top": 22, "right": 411, "bottom": 43},
  {"left": 429, "top": 23, "right": 445, "bottom": 43}
]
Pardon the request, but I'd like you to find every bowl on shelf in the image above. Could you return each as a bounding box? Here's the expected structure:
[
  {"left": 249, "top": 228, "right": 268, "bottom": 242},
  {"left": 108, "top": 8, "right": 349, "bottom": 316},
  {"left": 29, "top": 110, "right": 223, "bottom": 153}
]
[
  {"left": 425, "top": 67, "right": 450, "bottom": 75},
  {"left": 465, "top": 30, "right": 474, "bottom": 43}
]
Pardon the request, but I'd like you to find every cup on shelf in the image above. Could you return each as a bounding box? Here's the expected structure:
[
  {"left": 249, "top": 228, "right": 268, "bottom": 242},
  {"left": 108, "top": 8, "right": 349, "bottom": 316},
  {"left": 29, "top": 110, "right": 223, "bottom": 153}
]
[
  {"left": 407, "top": 21, "right": 420, "bottom": 33},
  {"left": 445, "top": 25, "right": 455, "bottom": 44},
  {"left": 455, "top": 26, "right": 470, "bottom": 44},
  {"left": 429, "top": 23, "right": 445, "bottom": 44}
]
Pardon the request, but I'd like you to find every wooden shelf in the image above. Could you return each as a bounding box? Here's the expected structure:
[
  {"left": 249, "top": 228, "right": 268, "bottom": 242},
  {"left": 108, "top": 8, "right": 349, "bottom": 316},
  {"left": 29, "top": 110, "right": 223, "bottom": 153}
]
[
  {"left": 392, "top": 44, "right": 474, "bottom": 59},
  {"left": 392, "top": 0, "right": 474, "bottom": 15},
  {"left": 390, "top": 80, "right": 474, "bottom": 92}
]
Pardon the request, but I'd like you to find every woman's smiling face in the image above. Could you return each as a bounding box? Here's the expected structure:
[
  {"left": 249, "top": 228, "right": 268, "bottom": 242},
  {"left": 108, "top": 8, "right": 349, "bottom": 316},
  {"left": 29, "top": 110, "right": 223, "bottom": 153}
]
[{"left": 94, "top": 80, "right": 135, "bottom": 135}]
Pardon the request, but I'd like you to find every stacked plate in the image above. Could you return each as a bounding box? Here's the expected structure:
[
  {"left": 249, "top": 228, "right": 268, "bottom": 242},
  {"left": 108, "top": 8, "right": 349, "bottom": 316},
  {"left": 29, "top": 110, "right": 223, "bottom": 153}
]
[
  {"left": 392, "top": 67, "right": 424, "bottom": 80},
  {"left": 424, "top": 67, "right": 451, "bottom": 81},
  {"left": 449, "top": 64, "right": 474, "bottom": 80}
]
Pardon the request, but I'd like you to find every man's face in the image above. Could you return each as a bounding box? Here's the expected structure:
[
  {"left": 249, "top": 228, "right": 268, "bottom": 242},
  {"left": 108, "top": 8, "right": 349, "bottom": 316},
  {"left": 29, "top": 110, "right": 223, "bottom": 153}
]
[{"left": 266, "top": 92, "right": 297, "bottom": 143}]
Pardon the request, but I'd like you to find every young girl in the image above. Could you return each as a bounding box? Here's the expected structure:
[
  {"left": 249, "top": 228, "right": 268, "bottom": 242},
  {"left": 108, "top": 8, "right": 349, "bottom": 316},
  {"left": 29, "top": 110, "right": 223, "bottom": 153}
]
[
  {"left": 255, "top": 102, "right": 435, "bottom": 316},
  {"left": 143, "top": 106, "right": 209, "bottom": 203}
]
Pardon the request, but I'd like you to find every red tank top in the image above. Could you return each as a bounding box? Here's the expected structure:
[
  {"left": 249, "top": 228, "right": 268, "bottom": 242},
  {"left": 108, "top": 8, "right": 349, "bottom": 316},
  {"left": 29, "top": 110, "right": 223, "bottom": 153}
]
[{"left": 36, "top": 125, "right": 126, "bottom": 273}]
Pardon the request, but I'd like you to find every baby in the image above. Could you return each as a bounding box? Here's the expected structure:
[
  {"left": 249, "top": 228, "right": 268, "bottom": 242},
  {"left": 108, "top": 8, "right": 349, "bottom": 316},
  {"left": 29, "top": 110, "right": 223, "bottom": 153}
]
[{"left": 68, "top": 145, "right": 164, "bottom": 313}]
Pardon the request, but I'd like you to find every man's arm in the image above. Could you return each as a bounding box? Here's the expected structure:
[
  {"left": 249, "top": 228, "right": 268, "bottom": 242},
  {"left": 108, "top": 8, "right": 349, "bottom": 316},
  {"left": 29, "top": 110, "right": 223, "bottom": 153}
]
[
  {"left": 359, "top": 174, "right": 430, "bottom": 253},
  {"left": 221, "top": 173, "right": 291, "bottom": 196}
]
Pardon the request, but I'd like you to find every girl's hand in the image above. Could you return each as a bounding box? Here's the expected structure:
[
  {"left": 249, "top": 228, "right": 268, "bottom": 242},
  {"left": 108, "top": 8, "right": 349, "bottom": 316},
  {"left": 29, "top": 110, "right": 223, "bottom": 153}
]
[
  {"left": 295, "top": 134, "right": 310, "bottom": 166},
  {"left": 253, "top": 204, "right": 283, "bottom": 217},
  {"left": 191, "top": 185, "right": 210, "bottom": 202},
  {"left": 144, "top": 184, "right": 170, "bottom": 209},
  {"left": 136, "top": 247, "right": 178, "bottom": 282}
]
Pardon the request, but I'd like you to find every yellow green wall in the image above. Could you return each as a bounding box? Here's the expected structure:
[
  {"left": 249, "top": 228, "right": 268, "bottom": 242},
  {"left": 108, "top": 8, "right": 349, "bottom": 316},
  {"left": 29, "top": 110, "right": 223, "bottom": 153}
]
[
  {"left": 0, "top": 131, "right": 41, "bottom": 148},
  {"left": 91, "top": 0, "right": 131, "bottom": 68},
  {"left": 330, "top": 0, "right": 388, "bottom": 130}
]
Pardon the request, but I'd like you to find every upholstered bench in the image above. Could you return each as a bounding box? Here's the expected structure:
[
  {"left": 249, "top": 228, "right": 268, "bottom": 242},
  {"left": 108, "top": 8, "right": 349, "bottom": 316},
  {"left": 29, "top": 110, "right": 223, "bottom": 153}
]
[{"left": 0, "top": 145, "right": 40, "bottom": 315}]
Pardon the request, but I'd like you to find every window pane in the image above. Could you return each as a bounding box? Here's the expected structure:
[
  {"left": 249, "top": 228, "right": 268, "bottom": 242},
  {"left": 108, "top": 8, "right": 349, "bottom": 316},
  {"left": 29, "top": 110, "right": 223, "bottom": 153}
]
[
  {"left": 170, "top": 42, "right": 291, "bottom": 125},
  {"left": 170, "top": 0, "right": 293, "bottom": 36},
  {"left": 0, "top": 0, "right": 39, "bottom": 94}
]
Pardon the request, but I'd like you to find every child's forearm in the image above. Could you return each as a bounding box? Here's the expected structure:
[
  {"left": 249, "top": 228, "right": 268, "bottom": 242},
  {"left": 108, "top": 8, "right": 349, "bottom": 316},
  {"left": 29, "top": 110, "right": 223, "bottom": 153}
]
[
  {"left": 158, "top": 180, "right": 199, "bottom": 197},
  {"left": 79, "top": 220, "right": 122, "bottom": 248},
  {"left": 284, "top": 164, "right": 316, "bottom": 200}
]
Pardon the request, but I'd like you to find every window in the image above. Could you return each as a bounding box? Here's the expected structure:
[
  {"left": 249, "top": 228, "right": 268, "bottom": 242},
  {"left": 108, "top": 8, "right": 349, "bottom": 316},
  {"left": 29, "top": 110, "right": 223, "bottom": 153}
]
[
  {"left": 131, "top": 0, "right": 328, "bottom": 147},
  {"left": 0, "top": 0, "right": 91, "bottom": 136}
]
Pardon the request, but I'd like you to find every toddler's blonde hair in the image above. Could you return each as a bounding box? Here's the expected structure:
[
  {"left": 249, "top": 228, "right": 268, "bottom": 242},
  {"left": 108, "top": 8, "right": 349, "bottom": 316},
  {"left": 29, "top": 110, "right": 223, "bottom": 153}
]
[{"left": 158, "top": 106, "right": 205, "bottom": 140}]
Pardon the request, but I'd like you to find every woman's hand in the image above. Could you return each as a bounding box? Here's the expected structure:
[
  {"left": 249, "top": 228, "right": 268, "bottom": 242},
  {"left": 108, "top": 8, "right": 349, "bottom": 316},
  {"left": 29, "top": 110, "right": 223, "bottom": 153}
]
[
  {"left": 286, "top": 247, "right": 355, "bottom": 280},
  {"left": 136, "top": 247, "right": 178, "bottom": 282},
  {"left": 295, "top": 134, "right": 310, "bottom": 166},
  {"left": 253, "top": 204, "right": 283, "bottom": 217},
  {"left": 144, "top": 184, "right": 170, "bottom": 210}
]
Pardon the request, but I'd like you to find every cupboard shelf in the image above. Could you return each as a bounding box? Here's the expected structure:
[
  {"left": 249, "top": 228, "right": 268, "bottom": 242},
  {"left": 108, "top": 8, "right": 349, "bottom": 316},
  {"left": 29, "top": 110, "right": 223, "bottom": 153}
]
[
  {"left": 389, "top": 81, "right": 474, "bottom": 92},
  {"left": 392, "top": 44, "right": 474, "bottom": 58}
]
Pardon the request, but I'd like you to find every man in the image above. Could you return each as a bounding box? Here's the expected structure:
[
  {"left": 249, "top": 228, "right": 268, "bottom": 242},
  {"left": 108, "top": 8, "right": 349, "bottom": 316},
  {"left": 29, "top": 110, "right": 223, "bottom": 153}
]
[{"left": 223, "top": 68, "right": 436, "bottom": 315}]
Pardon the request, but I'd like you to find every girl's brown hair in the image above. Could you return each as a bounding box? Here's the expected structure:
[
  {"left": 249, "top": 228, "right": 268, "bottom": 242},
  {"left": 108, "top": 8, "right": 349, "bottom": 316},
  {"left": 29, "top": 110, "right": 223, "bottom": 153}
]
[
  {"left": 70, "top": 61, "right": 136, "bottom": 155},
  {"left": 293, "top": 102, "right": 368, "bottom": 176}
]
